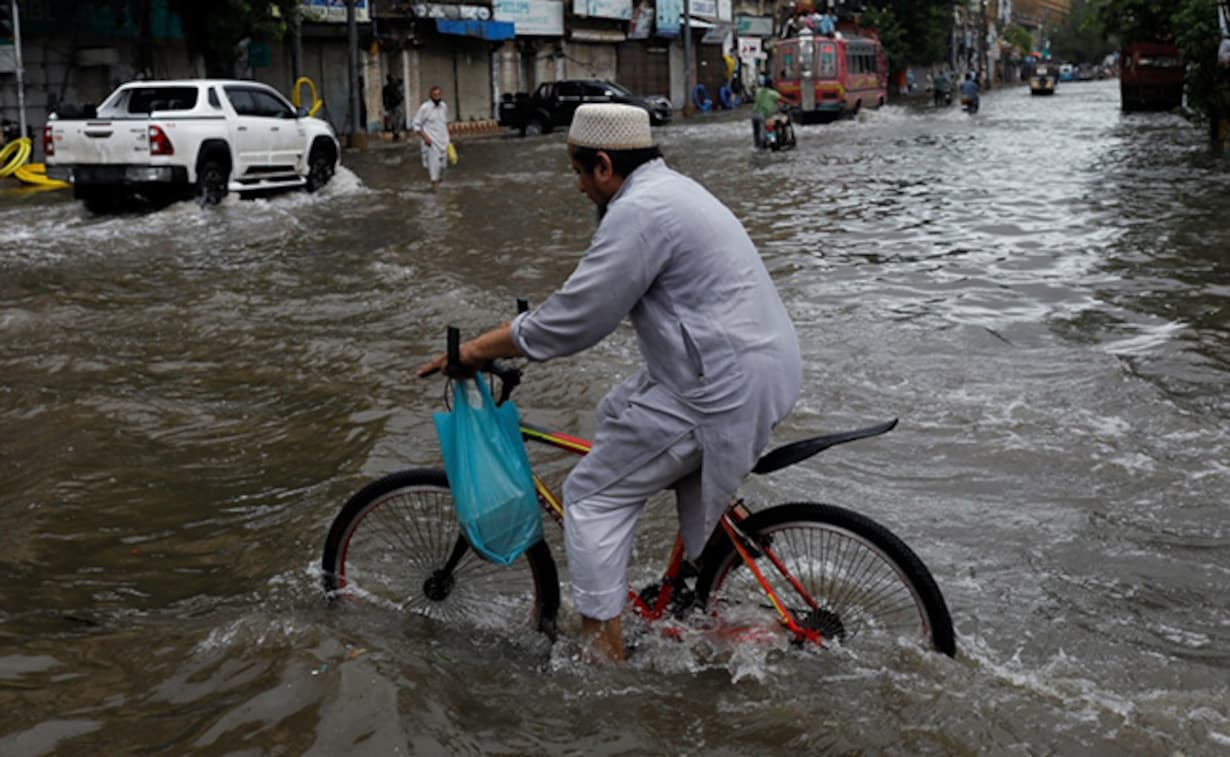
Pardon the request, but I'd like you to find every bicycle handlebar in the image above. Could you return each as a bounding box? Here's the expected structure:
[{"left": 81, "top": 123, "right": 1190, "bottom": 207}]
[{"left": 433, "top": 300, "right": 528, "bottom": 405}]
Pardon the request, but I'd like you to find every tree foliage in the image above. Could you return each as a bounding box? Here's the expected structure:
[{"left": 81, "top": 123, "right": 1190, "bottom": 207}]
[
  {"left": 1049, "top": 0, "right": 1113, "bottom": 63},
  {"left": 1169, "top": 0, "right": 1226, "bottom": 142},
  {"left": 1099, "top": 0, "right": 1228, "bottom": 149},
  {"left": 1097, "top": 0, "right": 1174, "bottom": 45},
  {"left": 858, "top": 0, "right": 953, "bottom": 71},
  {"left": 1003, "top": 24, "right": 1034, "bottom": 55},
  {"left": 69, "top": 0, "right": 299, "bottom": 77},
  {"left": 169, "top": 0, "right": 299, "bottom": 77}
]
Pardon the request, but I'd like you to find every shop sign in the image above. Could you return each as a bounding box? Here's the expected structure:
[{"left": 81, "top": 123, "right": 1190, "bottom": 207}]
[
  {"left": 734, "top": 14, "right": 772, "bottom": 37},
  {"left": 495, "top": 0, "right": 564, "bottom": 35},
  {"left": 691, "top": 0, "right": 715, "bottom": 18},
  {"left": 572, "top": 0, "right": 631, "bottom": 21},
  {"left": 655, "top": 0, "right": 679, "bottom": 37},
  {"left": 628, "top": 1, "right": 653, "bottom": 39},
  {"left": 300, "top": 0, "right": 370, "bottom": 24},
  {"left": 688, "top": 0, "right": 730, "bottom": 21},
  {"left": 414, "top": 3, "right": 492, "bottom": 19},
  {"left": 701, "top": 22, "right": 729, "bottom": 45}
]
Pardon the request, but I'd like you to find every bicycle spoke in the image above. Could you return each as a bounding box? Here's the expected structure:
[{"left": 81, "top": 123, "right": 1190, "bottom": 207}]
[
  {"left": 702, "top": 505, "right": 952, "bottom": 654},
  {"left": 322, "top": 472, "right": 557, "bottom": 636}
]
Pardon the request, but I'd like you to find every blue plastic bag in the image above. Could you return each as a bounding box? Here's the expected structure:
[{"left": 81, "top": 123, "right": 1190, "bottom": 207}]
[{"left": 433, "top": 374, "right": 542, "bottom": 566}]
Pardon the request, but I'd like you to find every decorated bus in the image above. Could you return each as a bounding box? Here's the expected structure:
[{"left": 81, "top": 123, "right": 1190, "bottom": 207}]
[{"left": 770, "top": 27, "right": 888, "bottom": 124}]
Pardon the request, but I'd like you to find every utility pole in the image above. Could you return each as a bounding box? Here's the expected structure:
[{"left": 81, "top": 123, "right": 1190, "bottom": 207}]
[
  {"left": 291, "top": 2, "right": 303, "bottom": 84},
  {"left": 683, "top": 0, "right": 693, "bottom": 115},
  {"left": 347, "top": 0, "right": 365, "bottom": 148},
  {"left": 979, "top": 0, "right": 988, "bottom": 88},
  {"left": 7, "top": 0, "right": 26, "bottom": 142}
]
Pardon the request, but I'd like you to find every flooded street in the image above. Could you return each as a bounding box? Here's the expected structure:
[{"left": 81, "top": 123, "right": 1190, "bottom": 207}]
[{"left": 3, "top": 78, "right": 1229, "bottom": 754}]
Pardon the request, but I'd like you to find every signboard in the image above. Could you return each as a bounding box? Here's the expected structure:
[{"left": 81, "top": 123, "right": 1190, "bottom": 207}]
[
  {"left": 300, "top": 0, "right": 370, "bottom": 24},
  {"left": 628, "top": 1, "right": 653, "bottom": 40},
  {"left": 655, "top": 0, "right": 679, "bottom": 37},
  {"left": 414, "top": 3, "right": 492, "bottom": 19},
  {"left": 687, "top": 0, "right": 729, "bottom": 21},
  {"left": 494, "top": 0, "right": 563, "bottom": 34},
  {"left": 734, "top": 14, "right": 772, "bottom": 36},
  {"left": 701, "top": 22, "right": 729, "bottom": 45},
  {"left": 573, "top": 0, "right": 631, "bottom": 21},
  {"left": 691, "top": 0, "right": 716, "bottom": 17}
]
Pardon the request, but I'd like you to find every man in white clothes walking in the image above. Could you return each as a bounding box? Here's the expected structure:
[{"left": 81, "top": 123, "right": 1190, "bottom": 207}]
[{"left": 412, "top": 85, "right": 450, "bottom": 189}]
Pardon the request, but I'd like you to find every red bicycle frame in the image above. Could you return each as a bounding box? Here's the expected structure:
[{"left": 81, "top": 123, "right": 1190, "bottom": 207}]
[{"left": 518, "top": 420, "right": 825, "bottom": 645}]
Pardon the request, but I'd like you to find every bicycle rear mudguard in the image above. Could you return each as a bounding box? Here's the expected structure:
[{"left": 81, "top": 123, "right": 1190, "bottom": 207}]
[{"left": 751, "top": 419, "right": 898, "bottom": 475}]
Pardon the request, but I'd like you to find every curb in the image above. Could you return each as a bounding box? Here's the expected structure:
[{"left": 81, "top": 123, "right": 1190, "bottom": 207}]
[{"left": 448, "top": 119, "right": 506, "bottom": 139}]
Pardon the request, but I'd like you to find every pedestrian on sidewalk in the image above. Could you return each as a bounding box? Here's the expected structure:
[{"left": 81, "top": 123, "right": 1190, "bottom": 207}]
[
  {"left": 412, "top": 85, "right": 450, "bottom": 189},
  {"left": 383, "top": 74, "right": 404, "bottom": 141}
]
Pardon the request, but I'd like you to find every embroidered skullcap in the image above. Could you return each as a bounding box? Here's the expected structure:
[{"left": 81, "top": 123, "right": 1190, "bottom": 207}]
[{"left": 567, "top": 104, "right": 655, "bottom": 150}]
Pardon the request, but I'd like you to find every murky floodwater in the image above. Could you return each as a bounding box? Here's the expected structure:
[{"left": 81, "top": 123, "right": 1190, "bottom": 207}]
[{"left": 3, "top": 78, "right": 1229, "bottom": 755}]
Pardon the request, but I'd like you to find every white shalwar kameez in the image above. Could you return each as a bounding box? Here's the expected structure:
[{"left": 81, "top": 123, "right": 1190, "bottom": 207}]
[
  {"left": 411, "top": 99, "right": 450, "bottom": 182},
  {"left": 510, "top": 158, "right": 802, "bottom": 620}
]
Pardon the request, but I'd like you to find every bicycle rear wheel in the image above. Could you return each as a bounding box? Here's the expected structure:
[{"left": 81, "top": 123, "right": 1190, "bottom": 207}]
[
  {"left": 696, "top": 503, "right": 955, "bottom": 656},
  {"left": 321, "top": 469, "right": 560, "bottom": 638}
]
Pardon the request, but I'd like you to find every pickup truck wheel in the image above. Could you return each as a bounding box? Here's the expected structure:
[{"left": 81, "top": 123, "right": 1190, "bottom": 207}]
[
  {"left": 523, "top": 118, "right": 545, "bottom": 137},
  {"left": 77, "top": 188, "right": 121, "bottom": 215},
  {"left": 305, "top": 149, "right": 335, "bottom": 193},
  {"left": 79, "top": 192, "right": 121, "bottom": 216},
  {"left": 196, "top": 159, "right": 229, "bottom": 206}
]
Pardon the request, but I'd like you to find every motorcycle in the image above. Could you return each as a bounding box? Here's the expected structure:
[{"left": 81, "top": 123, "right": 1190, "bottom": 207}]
[
  {"left": 761, "top": 106, "right": 797, "bottom": 151},
  {"left": 961, "top": 95, "right": 980, "bottom": 114}
]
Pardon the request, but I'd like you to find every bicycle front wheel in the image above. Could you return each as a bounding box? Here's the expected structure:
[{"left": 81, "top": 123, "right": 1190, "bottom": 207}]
[
  {"left": 696, "top": 503, "right": 955, "bottom": 656},
  {"left": 321, "top": 469, "right": 560, "bottom": 638}
]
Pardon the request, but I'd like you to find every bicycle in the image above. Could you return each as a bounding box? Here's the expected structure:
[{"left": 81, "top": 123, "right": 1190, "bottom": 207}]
[{"left": 321, "top": 324, "right": 956, "bottom": 658}]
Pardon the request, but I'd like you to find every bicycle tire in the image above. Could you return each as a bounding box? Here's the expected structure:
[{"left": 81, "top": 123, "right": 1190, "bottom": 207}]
[
  {"left": 696, "top": 503, "right": 955, "bottom": 656},
  {"left": 321, "top": 469, "right": 560, "bottom": 638}
]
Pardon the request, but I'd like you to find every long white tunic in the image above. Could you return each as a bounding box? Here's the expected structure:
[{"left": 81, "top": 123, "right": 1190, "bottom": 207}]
[
  {"left": 411, "top": 99, "right": 449, "bottom": 177},
  {"left": 510, "top": 159, "right": 801, "bottom": 557}
]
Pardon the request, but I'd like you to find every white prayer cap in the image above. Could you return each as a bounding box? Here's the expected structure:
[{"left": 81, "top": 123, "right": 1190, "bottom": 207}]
[{"left": 567, "top": 104, "right": 655, "bottom": 150}]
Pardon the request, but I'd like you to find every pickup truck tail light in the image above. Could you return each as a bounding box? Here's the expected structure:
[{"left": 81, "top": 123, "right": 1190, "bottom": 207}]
[
  {"left": 43, "top": 125, "right": 55, "bottom": 157},
  {"left": 148, "top": 125, "right": 174, "bottom": 156}
]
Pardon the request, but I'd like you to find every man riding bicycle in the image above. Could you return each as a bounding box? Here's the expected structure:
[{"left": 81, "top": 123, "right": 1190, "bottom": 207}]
[{"left": 418, "top": 104, "right": 801, "bottom": 660}]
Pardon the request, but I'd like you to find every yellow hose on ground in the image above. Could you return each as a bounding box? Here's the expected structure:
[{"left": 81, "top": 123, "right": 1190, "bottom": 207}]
[
  {"left": 14, "top": 162, "right": 70, "bottom": 189},
  {"left": 292, "top": 76, "right": 323, "bottom": 117},
  {"left": 0, "top": 137, "right": 32, "bottom": 178}
]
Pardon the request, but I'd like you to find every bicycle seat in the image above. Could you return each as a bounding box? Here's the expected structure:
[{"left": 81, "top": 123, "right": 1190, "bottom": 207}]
[{"left": 751, "top": 418, "right": 897, "bottom": 475}]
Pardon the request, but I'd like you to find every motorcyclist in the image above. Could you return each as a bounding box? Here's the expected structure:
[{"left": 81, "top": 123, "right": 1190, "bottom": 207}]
[
  {"left": 958, "top": 73, "right": 980, "bottom": 112},
  {"left": 932, "top": 71, "right": 952, "bottom": 106},
  {"left": 751, "top": 76, "right": 781, "bottom": 148}
]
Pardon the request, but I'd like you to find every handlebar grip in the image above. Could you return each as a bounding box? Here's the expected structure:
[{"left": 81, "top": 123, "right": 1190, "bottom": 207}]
[
  {"left": 516, "top": 297, "right": 529, "bottom": 314},
  {"left": 446, "top": 326, "right": 461, "bottom": 377}
]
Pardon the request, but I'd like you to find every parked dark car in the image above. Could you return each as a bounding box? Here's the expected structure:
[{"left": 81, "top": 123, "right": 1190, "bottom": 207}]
[{"left": 498, "top": 79, "right": 672, "bottom": 136}]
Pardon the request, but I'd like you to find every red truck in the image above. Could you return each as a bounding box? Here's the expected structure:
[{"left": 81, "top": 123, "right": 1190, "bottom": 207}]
[{"left": 1120, "top": 42, "right": 1184, "bottom": 112}]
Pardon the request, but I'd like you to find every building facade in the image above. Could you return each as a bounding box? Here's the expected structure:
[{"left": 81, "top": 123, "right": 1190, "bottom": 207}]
[{"left": 1, "top": 0, "right": 752, "bottom": 139}]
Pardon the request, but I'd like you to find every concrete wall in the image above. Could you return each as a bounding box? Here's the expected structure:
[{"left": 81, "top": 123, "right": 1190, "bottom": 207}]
[
  {"left": 1, "top": 37, "right": 198, "bottom": 131},
  {"left": 563, "top": 41, "right": 617, "bottom": 80}
]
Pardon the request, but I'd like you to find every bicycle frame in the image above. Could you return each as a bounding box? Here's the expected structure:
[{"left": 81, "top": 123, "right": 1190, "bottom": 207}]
[{"left": 518, "top": 420, "right": 824, "bottom": 645}]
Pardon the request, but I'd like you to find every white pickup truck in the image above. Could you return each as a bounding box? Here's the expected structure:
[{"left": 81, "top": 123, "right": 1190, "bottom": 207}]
[{"left": 45, "top": 79, "right": 340, "bottom": 212}]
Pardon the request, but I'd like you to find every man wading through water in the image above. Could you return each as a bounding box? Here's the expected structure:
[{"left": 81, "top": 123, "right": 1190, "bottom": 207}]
[
  {"left": 418, "top": 104, "right": 801, "bottom": 660},
  {"left": 412, "top": 85, "right": 450, "bottom": 189}
]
